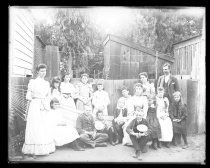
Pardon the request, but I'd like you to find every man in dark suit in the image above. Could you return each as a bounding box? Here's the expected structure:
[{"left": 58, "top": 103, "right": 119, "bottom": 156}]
[
  {"left": 157, "top": 63, "right": 180, "bottom": 105},
  {"left": 76, "top": 106, "right": 108, "bottom": 148}
]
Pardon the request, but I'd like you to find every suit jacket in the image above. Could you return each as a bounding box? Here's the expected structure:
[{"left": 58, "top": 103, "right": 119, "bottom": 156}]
[
  {"left": 169, "top": 101, "right": 187, "bottom": 121},
  {"left": 76, "top": 113, "right": 96, "bottom": 134},
  {"left": 157, "top": 75, "right": 179, "bottom": 102}
]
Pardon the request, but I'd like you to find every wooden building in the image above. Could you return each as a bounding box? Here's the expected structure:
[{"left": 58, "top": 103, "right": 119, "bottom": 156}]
[
  {"left": 172, "top": 32, "right": 206, "bottom": 134},
  {"left": 9, "top": 8, "right": 35, "bottom": 78},
  {"left": 103, "top": 34, "right": 174, "bottom": 80},
  {"left": 9, "top": 8, "right": 35, "bottom": 157}
]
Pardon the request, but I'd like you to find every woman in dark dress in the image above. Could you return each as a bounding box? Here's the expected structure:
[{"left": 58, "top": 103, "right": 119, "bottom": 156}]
[{"left": 146, "top": 95, "right": 162, "bottom": 150}]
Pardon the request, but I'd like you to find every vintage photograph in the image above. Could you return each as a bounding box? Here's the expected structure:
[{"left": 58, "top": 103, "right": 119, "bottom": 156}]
[{"left": 8, "top": 6, "right": 205, "bottom": 163}]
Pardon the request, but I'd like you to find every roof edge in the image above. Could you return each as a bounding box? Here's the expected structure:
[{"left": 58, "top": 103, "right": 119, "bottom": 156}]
[
  {"left": 35, "top": 35, "right": 46, "bottom": 47},
  {"left": 173, "top": 34, "right": 202, "bottom": 46}
]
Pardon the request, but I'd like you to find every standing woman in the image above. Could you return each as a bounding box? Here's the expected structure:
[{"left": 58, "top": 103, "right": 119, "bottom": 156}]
[
  {"left": 139, "top": 72, "right": 155, "bottom": 98},
  {"left": 76, "top": 73, "right": 93, "bottom": 111},
  {"left": 22, "top": 64, "right": 55, "bottom": 158}
]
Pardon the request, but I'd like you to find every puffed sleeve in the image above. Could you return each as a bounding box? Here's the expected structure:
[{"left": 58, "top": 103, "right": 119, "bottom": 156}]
[
  {"left": 127, "top": 97, "right": 134, "bottom": 116},
  {"left": 150, "top": 83, "right": 156, "bottom": 96},
  {"left": 43, "top": 81, "right": 51, "bottom": 111},
  {"left": 26, "top": 79, "right": 34, "bottom": 101}
]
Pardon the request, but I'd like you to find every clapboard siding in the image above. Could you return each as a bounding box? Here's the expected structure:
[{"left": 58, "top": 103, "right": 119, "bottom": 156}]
[{"left": 10, "top": 8, "right": 34, "bottom": 77}]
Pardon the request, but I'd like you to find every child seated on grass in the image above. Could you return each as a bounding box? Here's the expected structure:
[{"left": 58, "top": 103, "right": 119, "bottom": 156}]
[{"left": 95, "top": 110, "right": 117, "bottom": 145}]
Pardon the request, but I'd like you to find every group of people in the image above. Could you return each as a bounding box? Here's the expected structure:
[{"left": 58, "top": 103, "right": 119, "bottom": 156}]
[{"left": 21, "top": 63, "right": 189, "bottom": 161}]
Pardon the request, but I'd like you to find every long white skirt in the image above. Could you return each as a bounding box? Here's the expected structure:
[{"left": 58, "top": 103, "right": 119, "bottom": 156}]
[
  {"left": 22, "top": 99, "right": 55, "bottom": 155},
  {"left": 60, "top": 96, "right": 76, "bottom": 109},
  {"left": 158, "top": 117, "right": 173, "bottom": 142},
  {"left": 53, "top": 125, "right": 80, "bottom": 146}
]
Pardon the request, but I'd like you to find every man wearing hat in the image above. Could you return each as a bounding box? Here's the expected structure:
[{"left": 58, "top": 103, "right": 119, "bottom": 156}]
[
  {"left": 92, "top": 79, "right": 110, "bottom": 116},
  {"left": 126, "top": 110, "right": 151, "bottom": 160}
]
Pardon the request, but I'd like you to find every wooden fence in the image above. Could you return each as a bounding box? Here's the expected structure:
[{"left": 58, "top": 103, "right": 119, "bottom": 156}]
[{"left": 9, "top": 77, "right": 202, "bottom": 136}]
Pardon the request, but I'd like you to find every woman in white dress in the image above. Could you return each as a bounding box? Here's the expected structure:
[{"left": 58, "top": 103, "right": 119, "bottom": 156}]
[
  {"left": 122, "top": 83, "right": 148, "bottom": 146},
  {"left": 22, "top": 64, "right": 55, "bottom": 158},
  {"left": 47, "top": 98, "right": 84, "bottom": 151},
  {"left": 92, "top": 80, "right": 110, "bottom": 116},
  {"left": 50, "top": 74, "right": 81, "bottom": 128},
  {"left": 76, "top": 73, "right": 93, "bottom": 111},
  {"left": 156, "top": 87, "right": 173, "bottom": 148},
  {"left": 139, "top": 72, "right": 155, "bottom": 98}
]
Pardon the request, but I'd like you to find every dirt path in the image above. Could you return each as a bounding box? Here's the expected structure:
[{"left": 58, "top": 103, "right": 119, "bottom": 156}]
[{"left": 11, "top": 134, "right": 205, "bottom": 163}]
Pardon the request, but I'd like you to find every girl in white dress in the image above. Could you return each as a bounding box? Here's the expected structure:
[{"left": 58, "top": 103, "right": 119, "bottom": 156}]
[
  {"left": 47, "top": 98, "right": 84, "bottom": 151},
  {"left": 60, "top": 73, "right": 77, "bottom": 109},
  {"left": 76, "top": 73, "right": 93, "bottom": 111},
  {"left": 22, "top": 64, "right": 55, "bottom": 158},
  {"left": 156, "top": 87, "right": 173, "bottom": 148},
  {"left": 92, "top": 80, "right": 110, "bottom": 116},
  {"left": 122, "top": 83, "right": 148, "bottom": 146},
  {"left": 56, "top": 74, "right": 82, "bottom": 127}
]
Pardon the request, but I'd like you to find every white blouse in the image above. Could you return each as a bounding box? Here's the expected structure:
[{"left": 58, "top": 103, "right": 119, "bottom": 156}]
[
  {"left": 60, "top": 82, "right": 76, "bottom": 95},
  {"left": 92, "top": 90, "right": 110, "bottom": 107}
]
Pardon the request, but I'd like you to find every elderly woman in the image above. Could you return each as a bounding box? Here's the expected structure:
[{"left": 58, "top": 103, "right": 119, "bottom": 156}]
[{"left": 139, "top": 72, "right": 155, "bottom": 98}]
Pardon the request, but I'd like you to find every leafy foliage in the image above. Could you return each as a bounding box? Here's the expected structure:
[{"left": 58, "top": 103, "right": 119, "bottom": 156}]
[
  {"left": 123, "top": 9, "right": 203, "bottom": 53},
  {"left": 34, "top": 8, "right": 204, "bottom": 78},
  {"left": 35, "top": 8, "right": 104, "bottom": 77}
]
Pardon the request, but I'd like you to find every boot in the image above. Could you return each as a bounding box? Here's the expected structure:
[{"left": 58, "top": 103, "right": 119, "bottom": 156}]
[
  {"left": 133, "top": 150, "right": 140, "bottom": 158},
  {"left": 95, "top": 142, "right": 107, "bottom": 147},
  {"left": 135, "top": 150, "right": 142, "bottom": 160},
  {"left": 165, "top": 142, "right": 170, "bottom": 148},
  {"left": 141, "top": 146, "right": 148, "bottom": 153},
  {"left": 149, "top": 140, "right": 154, "bottom": 149},
  {"left": 153, "top": 139, "right": 158, "bottom": 150},
  {"left": 157, "top": 140, "right": 162, "bottom": 148},
  {"left": 71, "top": 140, "right": 85, "bottom": 151}
]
